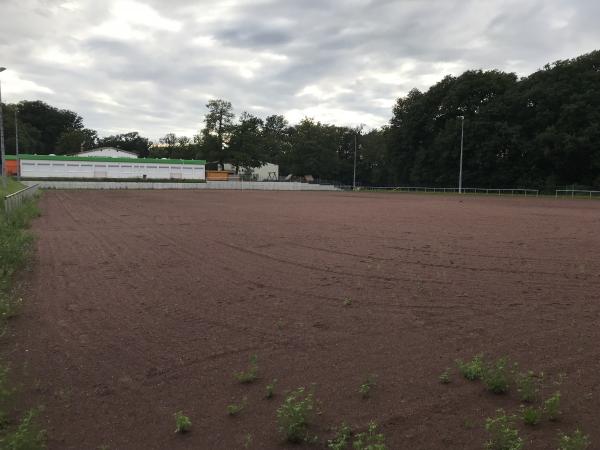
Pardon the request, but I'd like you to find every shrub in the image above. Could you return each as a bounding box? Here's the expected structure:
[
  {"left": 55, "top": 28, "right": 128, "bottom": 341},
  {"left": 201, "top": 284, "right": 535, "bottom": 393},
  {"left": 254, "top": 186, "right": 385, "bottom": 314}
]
[
  {"left": 521, "top": 406, "right": 542, "bottom": 426},
  {"left": 343, "top": 298, "right": 352, "bottom": 307},
  {"left": 327, "top": 423, "right": 352, "bottom": 450},
  {"left": 482, "top": 358, "right": 514, "bottom": 394},
  {"left": 439, "top": 368, "right": 451, "bottom": 384},
  {"left": 558, "top": 429, "right": 590, "bottom": 450},
  {"left": 227, "top": 397, "right": 247, "bottom": 416},
  {"left": 544, "top": 392, "right": 561, "bottom": 421},
  {"left": 456, "top": 354, "right": 484, "bottom": 381},
  {"left": 0, "top": 409, "right": 46, "bottom": 449},
  {"left": 234, "top": 355, "right": 259, "bottom": 384},
  {"left": 266, "top": 379, "right": 277, "bottom": 399},
  {"left": 174, "top": 411, "right": 191, "bottom": 433},
  {"left": 515, "top": 371, "right": 542, "bottom": 402},
  {"left": 484, "top": 410, "right": 523, "bottom": 450},
  {"left": 276, "top": 387, "right": 315, "bottom": 443},
  {"left": 352, "top": 421, "right": 387, "bottom": 450},
  {"left": 359, "top": 375, "right": 377, "bottom": 398}
]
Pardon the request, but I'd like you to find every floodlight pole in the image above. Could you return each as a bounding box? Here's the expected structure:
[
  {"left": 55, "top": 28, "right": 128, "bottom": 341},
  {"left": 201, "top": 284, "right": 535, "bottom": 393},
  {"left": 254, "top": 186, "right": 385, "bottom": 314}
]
[
  {"left": 458, "top": 115, "right": 465, "bottom": 194},
  {"left": 0, "top": 67, "right": 6, "bottom": 189},
  {"left": 353, "top": 133, "right": 357, "bottom": 190},
  {"left": 15, "top": 106, "right": 19, "bottom": 181}
]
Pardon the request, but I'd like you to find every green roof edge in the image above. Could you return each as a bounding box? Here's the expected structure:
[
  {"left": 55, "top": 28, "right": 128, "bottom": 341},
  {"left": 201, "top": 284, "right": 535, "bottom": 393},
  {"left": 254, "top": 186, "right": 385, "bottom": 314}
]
[{"left": 6, "top": 154, "right": 206, "bottom": 166}]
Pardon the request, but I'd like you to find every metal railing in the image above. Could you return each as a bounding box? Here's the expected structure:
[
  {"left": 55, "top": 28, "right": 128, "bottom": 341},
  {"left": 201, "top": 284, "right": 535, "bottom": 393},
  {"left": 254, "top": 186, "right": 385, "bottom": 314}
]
[
  {"left": 3, "top": 184, "right": 40, "bottom": 215},
  {"left": 360, "top": 186, "right": 539, "bottom": 196},
  {"left": 555, "top": 189, "right": 600, "bottom": 199}
]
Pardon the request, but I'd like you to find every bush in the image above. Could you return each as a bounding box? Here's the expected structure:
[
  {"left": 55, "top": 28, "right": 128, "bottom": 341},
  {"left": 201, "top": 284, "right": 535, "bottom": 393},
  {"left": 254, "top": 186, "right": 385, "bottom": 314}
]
[
  {"left": 327, "top": 423, "right": 352, "bottom": 450},
  {"left": 227, "top": 398, "right": 247, "bottom": 416},
  {"left": 484, "top": 410, "right": 523, "bottom": 450},
  {"left": 174, "top": 411, "right": 191, "bottom": 433},
  {"left": 544, "top": 392, "right": 561, "bottom": 421},
  {"left": 0, "top": 409, "right": 46, "bottom": 450},
  {"left": 515, "top": 371, "right": 542, "bottom": 402},
  {"left": 482, "top": 358, "right": 513, "bottom": 394},
  {"left": 521, "top": 406, "right": 542, "bottom": 426},
  {"left": 439, "top": 368, "right": 451, "bottom": 384},
  {"left": 234, "top": 355, "right": 259, "bottom": 384},
  {"left": 265, "top": 379, "right": 277, "bottom": 399},
  {"left": 352, "top": 421, "right": 387, "bottom": 450},
  {"left": 276, "top": 387, "right": 315, "bottom": 443},
  {"left": 359, "top": 375, "right": 377, "bottom": 398},
  {"left": 456, "top": 354, "right": 484, "bottom": 381},
  {"left": 558, "top": 429, "right": 590, "bottom": 450}
]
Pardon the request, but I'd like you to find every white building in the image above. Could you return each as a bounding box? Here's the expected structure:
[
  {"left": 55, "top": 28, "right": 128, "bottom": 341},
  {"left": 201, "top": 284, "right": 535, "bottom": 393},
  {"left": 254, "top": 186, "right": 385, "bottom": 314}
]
[
  {"left": 75, "top": 147, "right": 139, "bottom": 158},
  {"left": 12, "top": 154, "right": 206, "bottom": 181},
  {"left": 223, "top": 162, "right": 279, "bottom": 181}
]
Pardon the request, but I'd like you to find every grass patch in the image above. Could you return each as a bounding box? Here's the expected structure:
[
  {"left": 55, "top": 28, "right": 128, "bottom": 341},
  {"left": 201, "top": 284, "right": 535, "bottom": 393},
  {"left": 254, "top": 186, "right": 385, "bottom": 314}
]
[
  {"left": 327, "top": 423, "right": 352, "bottom": 450},
  {"left": 0, "top": 409, "right": 46, "bottom": 449},
  {"left": 456, "top": 354, "right": 484, "bottom": 381},
  {"left": 520, "top": 406, "right": 542, "bottom": 426},
  {"left": 544, "top": 391, "right": 561, "bottom": 421},
  {"left": 265, "top": 379, "right": 277, "bottom": 399},
  {"left": 481, "top": 357, "right": 514, "bottom": 394},
  {"left": 276, "top": 387, "right": 315, "bottom": 443},
  {"left": 515, "top": 371, "right": 542, "bottom": 402},
  {"left": 227, "top": 397, "right": 247, "bottom": 416},
  {"left": 352, "top": 421, "right": 387, "bottom": 450},
  {"left": 358, "top": 375, "right": 377, "bottom": 399},
  {"left": 234, "top": 355, "right": 259, "bottom": 384}
]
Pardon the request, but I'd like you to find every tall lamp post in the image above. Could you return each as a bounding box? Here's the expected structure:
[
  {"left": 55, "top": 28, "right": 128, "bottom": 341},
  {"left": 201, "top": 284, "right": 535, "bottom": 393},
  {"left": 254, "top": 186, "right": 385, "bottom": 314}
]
[
  {"left": 15, "top": 106, "right": 19, "bottom": 181},
  {"left": 457, "top": 115, "right": 465, "bottom": 194},
  {"left": 353, "top": 133, "right": 357, "bottom": 190},
  {"left": 0, "top": 67, "right": 6, "bottom": 189}
]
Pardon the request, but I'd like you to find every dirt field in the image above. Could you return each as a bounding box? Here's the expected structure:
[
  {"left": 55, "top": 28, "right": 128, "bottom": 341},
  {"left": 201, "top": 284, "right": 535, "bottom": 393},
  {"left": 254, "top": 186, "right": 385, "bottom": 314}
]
[{"left": 5, "top": 190, "right": 600, "bottom": 449}]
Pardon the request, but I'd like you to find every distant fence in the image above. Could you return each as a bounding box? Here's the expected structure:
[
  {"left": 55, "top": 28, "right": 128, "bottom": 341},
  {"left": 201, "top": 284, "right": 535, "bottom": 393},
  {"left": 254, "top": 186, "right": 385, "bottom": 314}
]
[
  {"left": 3, "top": 184, "right": 40, "bottom": 215},
  {"left": 360, "top": 186, "right": 539, "bottom": 196},
  {"left": 555, "top": 189, "right": 600, "bottom": 199}
]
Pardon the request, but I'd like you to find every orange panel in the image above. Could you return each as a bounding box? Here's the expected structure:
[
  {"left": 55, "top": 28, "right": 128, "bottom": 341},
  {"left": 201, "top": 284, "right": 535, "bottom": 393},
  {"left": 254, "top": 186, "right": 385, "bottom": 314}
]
[{"left": 5, "top": 159, "right": 18, "bottom": 176}]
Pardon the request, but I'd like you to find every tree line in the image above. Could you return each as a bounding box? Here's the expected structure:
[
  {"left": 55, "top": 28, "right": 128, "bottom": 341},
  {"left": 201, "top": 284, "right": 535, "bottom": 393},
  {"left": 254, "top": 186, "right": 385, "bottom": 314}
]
[{"left": 1, "top": 50, "right": 599, "bottom": 189}]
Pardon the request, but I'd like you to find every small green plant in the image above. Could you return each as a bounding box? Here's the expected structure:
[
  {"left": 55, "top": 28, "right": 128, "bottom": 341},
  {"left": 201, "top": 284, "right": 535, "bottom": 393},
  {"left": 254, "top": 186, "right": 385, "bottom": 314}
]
[
  {"left": 456, "top": 354, "right": 484, "bottom": 380},
  {"left": 0, "top": 409, "right": 46, "bottom": 449},
  {"left": 484, "top": 409, "right": 523, "bottom": 450},
  {"left": 544, "top": 391, "right": 561, "bottom": 421},
  {"left": 243, "top": 432, "right": 253, "bottom": 448},
  {"left": 359, "top": 375, "right": 377, "bottom": 398},
  {"left": 343, "top": 298, "right": 352, "bottom": 306},
  {"left": 266, "top": 379, "right": 277, "bottom": 399},
  {"left": 439, "top": 368, "right": 451, "bottom": 384},
  {"left": 327, "top": 423, "right": 352, "bottom": 450},
  {"left": 227, "top": 397, "right": 247, "bottom": 416},
  {"left": 558, "top": 429, "right": 590, "bottom": 450},
  {"left": 521, "top": 406, "right": 542, "bottom": 426},
  {"left": 276, "top": 387, "right": 315, "bottom": 443},
  {"left": 174, "top": 411, "right": 191, "bottom": 433},
  {"left": 516, "top": 371, "right": 542, "bottom": 402},
  {"left": 352, "top": 421, "right": 387, "bottom": 450},
  {"left": 235, "top": 354, "right": 259, "bottom": 383},
  {"left": 482, "top": 357, "right": 513, "bottom": 394}
]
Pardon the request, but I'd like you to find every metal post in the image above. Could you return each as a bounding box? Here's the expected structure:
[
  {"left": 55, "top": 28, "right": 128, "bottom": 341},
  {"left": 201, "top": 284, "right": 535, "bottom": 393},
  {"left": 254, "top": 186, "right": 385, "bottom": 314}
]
[
  {"left": 0, "top": 67, "right": 6, "bottom": 189},
  {"left": 15, "top": 105, "right": 19, "bottom": 181},
  {"left": 352, "top": 133, "right": 357, "bottom": 191},
  {"left": 458, "top": 115, "right": 464, "bottom": 194}
]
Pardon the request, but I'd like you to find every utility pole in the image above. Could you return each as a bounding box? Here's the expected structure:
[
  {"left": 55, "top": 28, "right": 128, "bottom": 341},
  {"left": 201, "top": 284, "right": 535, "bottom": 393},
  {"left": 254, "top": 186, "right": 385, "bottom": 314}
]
[
  {"left": 458, "top": 115, "right": 465, "bottom": 194},
  {"left": 0, "top": 67, "right": 7, "bottom": 189},
  {"left": 15, "top": 106, "right": 20, "bottom": 181},
  {"left": 353, "top": 133, "right": 357, "bottom": 190}
]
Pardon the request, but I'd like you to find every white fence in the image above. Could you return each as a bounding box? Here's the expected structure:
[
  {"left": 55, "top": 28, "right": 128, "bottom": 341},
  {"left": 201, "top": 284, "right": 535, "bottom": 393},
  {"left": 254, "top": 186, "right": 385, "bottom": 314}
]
[
  {"left": 3, "top": 184, "right": 40, "bottom": 215},
  {"left": 361, "top": 186, "right": 539, "bottom": 196},
  {"left": 555, "top": 189, "right": 600, "bottom": 199}
]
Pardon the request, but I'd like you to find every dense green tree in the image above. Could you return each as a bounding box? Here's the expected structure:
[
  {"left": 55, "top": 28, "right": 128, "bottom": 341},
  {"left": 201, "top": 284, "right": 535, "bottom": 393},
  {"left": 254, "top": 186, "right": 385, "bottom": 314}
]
[
  {"left": 202, "top": 99, "right": 235, "bottom": 169},
  {"left": 56, "top": 128, "right": 98, "bottom": 154},
  {"left": 228, "top": 112, "right": 265, "bottom": 173}
]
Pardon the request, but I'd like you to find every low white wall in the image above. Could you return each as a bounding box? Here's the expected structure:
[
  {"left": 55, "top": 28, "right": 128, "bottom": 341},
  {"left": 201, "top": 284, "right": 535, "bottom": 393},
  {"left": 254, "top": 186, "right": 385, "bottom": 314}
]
[{"left": 22, "top": 180, "right": 339, "bottom": 191}]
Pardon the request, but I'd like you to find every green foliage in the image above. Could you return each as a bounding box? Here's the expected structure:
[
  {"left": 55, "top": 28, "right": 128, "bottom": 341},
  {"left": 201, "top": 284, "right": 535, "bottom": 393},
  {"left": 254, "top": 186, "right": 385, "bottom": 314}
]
[
  {"left": 359, "top": 375, "right": 377, "bottom": 398},
  {"left": 174, "top": 411, "right": 191, "bottom": 433},
  {"left": 456, "top": 354, "right": 484, "bottom": 381},
  {"left": 521, "top": 406, "right": 542, "bottom": 426},
  {"left": 227, "top": 397, "right": 247, "bottom": 416},
  {"left": 243, "top": 432, "right": 253, "bottom": 448},
  {"left": 327, "top": 423, "right": 352, "bottom": 450},
  {"left": 439, "top": 368, "right": 451, "bottom": 384},
  {"left": 276, "top": 387, "right": 315, "bottom": 443},
  {"left": 544, "top": 392, "right": 561, "bottom": 421},
  {"left": 234, "top": 354, "right": 259, "bottom": 384},
  {"left": 0, "top": 364, "right": 15, "bottom": 425},
  {"left": 516, "top": 371, "right": 542, "bottom": 402},
  {"left": 558, "top": 429, "right": 591, "bottom": 450},
  {"left": 343, "top": 297, "right": 352, "bottom": 307},
  {"left": 266, "top": 379, "right": 277, "bottom": 399},
  {"left": 484, "top": 410, "right": 523, "bottom": 450},
  {"left": 0, "top": 409, "right": 46, "bottom": 450},
  {"left": 352, "top": 421, "right": 387, "bottom": 450},
  {"left": 482, "top": 358, "right": 513, "bottom": 394}
]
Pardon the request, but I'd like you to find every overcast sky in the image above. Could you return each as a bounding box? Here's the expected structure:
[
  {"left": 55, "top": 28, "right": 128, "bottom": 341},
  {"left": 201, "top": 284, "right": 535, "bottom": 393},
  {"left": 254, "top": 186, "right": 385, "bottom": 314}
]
[{"left": 0, "top": 0, "right": 598, "bottom": 140}]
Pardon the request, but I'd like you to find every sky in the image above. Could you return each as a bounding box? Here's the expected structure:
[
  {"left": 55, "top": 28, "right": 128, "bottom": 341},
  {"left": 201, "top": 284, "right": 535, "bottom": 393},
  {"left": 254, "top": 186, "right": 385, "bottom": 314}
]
[{"left": 0, "top": 0, "right": 599, "bottom": 140}]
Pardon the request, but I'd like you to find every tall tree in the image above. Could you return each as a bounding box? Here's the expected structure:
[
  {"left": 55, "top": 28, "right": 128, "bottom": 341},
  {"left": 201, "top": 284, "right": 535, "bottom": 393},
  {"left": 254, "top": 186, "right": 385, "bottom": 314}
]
[
  {"left": 202, "top": 99, "right": 234, "bottom": 169},
  {"left": 228, "top": 112, "right": 265, "bottom": 174}
]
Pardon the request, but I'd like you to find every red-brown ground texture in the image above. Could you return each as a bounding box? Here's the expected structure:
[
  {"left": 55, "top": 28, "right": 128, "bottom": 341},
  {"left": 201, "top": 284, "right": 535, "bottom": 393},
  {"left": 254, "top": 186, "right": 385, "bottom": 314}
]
[{"left": 3, "top": 190, "right": 600, "bottom": 450}]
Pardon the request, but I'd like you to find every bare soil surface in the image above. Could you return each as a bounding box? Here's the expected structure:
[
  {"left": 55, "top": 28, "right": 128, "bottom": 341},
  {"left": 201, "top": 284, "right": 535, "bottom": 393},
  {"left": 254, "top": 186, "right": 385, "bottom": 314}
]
[{"left": 4, "top": 190, "right": 600, "bottom": 449}]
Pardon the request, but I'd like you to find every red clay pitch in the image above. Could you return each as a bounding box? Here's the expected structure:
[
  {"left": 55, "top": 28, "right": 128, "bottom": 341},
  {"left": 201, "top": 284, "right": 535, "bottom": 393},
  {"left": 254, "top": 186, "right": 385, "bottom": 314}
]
[{"left": 5, "top": 190, "right": 600, "bottom": 449}]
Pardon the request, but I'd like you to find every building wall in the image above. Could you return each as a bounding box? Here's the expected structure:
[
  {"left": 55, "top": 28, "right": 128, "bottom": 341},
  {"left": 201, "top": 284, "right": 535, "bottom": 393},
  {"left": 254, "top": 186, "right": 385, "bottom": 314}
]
[
  {"left": 20, "top": 159, "right": 205, "bottom": 180},
  {"left": 76, "top": 148, "right": 138, "bottom": 158},
  {"left": 223, "top": 162, "right": 279, "bottom": 181}
]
